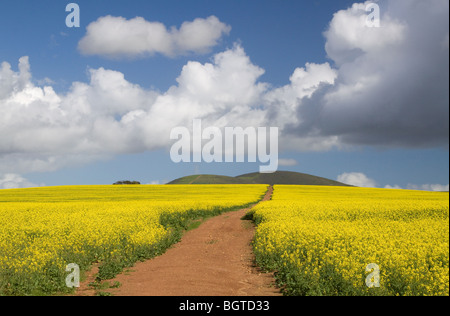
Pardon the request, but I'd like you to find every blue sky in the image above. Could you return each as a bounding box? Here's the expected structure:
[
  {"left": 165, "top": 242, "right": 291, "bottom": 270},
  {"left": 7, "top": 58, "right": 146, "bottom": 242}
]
[{"left": 0, "top": 0, "right": 448, "bottom": 190}]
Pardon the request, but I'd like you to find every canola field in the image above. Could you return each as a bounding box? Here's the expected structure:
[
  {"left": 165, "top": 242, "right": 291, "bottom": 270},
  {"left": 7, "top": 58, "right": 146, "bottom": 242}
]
[
  {"left": 1, "top": 184, "right": 448, "bottom": 296},
  {"left": 0, "top": 184, "right": 267, "bottom": 295},
  {"left": 251, "top": 185, "right": 449, "bottom": 296}
]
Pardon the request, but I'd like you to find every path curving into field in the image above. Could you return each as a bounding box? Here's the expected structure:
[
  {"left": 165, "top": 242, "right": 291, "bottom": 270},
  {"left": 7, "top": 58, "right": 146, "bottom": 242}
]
[{"left": 78, "top": 186, "right": 280, "bottom": 296}]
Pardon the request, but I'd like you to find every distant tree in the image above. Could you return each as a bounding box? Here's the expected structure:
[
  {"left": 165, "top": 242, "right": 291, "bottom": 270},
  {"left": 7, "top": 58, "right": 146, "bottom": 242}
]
[{"left": 113, "top": 180, "right": 141, "bottom": 185}]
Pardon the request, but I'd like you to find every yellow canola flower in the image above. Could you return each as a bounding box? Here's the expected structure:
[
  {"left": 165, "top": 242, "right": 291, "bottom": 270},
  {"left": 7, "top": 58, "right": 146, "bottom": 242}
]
[
  {"left": 252, "top": 185, "right": 449, "bottom": 296},
  {"left": 0, "top": 184, "right": 267, "bottom": 294}
]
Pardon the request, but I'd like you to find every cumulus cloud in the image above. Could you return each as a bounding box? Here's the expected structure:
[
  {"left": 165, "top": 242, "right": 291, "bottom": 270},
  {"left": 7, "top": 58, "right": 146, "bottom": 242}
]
[
  {"left": 386, "top": 183, "right": 450, "bottom": 191},
  {"left": 384, "top": 184, "right": 403, "bottom": 190},
  {"left": 411, "top": 184, "right": 449, "bottom": 192},
  {"left": 289, "top": 0, "right": 449, "bottom": 148},
  {"left": 0, "top": 173, "right": 40, "bottom": 189},
  {"left": 337, "top": 172, "right": 377, "bottom": 187},
  {"left": 264, "top": 62, "right": 337, "bottom": 134},
  {"left": 0, "top": 45, "right": 272, "bottom": 174},
  {"left": 1, "top": 0, "right": 448, "bottom": 177},
  {"left": 78, "top": 15, "right": 231, "bottom": 58},
  {"left": 1, "top": 43, "right": 334, "bottom": 175}
]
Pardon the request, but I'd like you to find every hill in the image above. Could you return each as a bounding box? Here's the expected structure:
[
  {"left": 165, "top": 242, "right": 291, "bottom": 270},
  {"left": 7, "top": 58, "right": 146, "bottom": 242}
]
[{"left": 167, "top": 171, "right": 350, "bottom": 186}]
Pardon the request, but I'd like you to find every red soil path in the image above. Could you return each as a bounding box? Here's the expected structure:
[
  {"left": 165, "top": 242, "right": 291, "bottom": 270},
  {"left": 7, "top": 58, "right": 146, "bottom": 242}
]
[{"left": 76, "top": 186, "right": 280, "bottom": 296}]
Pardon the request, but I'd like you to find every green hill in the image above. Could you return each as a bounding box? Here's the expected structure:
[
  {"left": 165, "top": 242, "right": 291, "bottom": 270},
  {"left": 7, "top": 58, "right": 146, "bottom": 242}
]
[
  {"left": 168, "top": 171, "right": 350, "bottom": 186},
  {"left": 167, "top": 174, "right": 248, "bottom": 185}
]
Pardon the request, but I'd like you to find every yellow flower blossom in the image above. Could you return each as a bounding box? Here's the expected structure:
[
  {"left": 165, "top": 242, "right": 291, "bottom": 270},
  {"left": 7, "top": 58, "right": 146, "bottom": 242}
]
[{"left": 252, "top": 185, "right": 449, "bottom": 296}]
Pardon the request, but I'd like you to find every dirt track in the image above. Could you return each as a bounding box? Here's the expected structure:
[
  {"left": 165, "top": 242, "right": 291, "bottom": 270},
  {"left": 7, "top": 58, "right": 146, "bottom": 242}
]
[{"left": 76, "top": 186, "right": 280, "bottom": 296}]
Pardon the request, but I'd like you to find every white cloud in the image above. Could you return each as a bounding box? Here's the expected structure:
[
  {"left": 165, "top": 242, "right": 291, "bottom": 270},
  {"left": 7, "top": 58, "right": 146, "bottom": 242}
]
[
  {"left": 0, "top": 45, "right": 272, "bottom": 174},
  {"left": 324, "top": 2, "right": 406, "bottom": 66},
  {"left": 264, "top": 62, "right": 337, "bottom": 133},
  {"left": 406, "top": 183, "right": 449, "bottom": 192},
  {"left": 1, "top": 0, "right": 448, "bottom": 177},
  {"left": 0, "top": 173, "right": 41, "bottom": 189},
  {"left": 290, "top": 0, "right": 449, "bottom": 147},
  {"left": 78, "top": 15, "right": 231, "bottom": 58},
  {"left": 337, "top": 172, "right": 377, "bottom": 187},
  {"left": 1, "top": 44, "right": 336, "bottom": 175},
  {"left": 384, "top": 184, "right": 403, "bottom": 190},
  {"left": 384, "top": 183, "right": 449, "bottom": 191}
]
